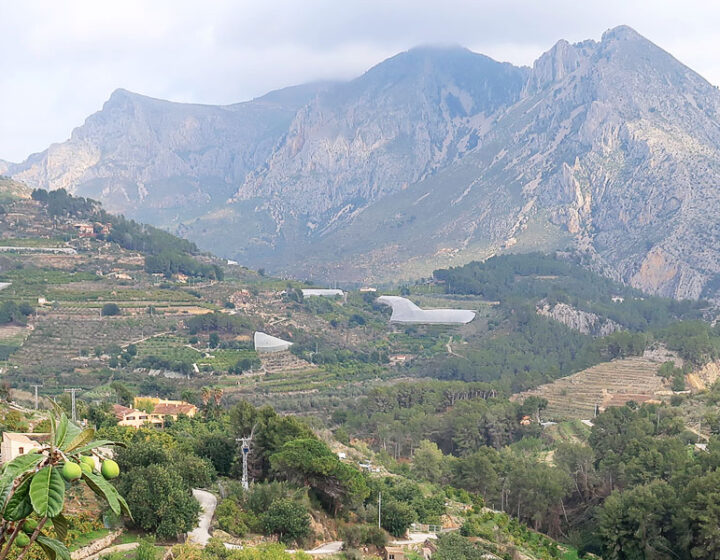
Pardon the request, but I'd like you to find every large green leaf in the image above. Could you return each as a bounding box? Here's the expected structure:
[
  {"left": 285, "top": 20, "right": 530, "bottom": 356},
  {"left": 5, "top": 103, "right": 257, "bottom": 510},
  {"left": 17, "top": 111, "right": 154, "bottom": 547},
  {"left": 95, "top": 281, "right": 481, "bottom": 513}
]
[
  {"left": 62, "top": 422, "right": 83, "bottom": 450},
  {"left": 0, "top": 454, "right": 44, "bottom": 509},
  {"left": 81, "top": 471, "right": 122, "bottom": 516},
  {"left": 4, "top": 476, "right": 33, "bottom": 521},
  {"left": 29, "top": 466, "right": 65, "bottom": 517},
  {"left": 116, "top": 492, "right": 132, "bottom": 519},
  {"left": 54, "top": 414, "right": 68, "bottom": 448},
  {"left": 73, "top": 440, "right": 126, "bottom": 454},
  {"left": 37, "top": 535, "right": 70, "bottom": 560},
  {"left": 51, "top": 513, "right": 68, "bottom": 541},
  {"left": 63, "top": 428, "right": 95, "bottom": 453},
  {"left": 1, "top": 453, "right": 44, "bottom": 478}
]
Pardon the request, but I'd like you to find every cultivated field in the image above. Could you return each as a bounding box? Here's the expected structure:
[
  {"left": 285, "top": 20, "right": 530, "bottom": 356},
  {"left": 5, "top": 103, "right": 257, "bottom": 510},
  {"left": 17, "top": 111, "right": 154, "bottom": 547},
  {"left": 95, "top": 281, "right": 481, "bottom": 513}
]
[{"left": 515, "top": 356, "right": 668, "bottom": 421}]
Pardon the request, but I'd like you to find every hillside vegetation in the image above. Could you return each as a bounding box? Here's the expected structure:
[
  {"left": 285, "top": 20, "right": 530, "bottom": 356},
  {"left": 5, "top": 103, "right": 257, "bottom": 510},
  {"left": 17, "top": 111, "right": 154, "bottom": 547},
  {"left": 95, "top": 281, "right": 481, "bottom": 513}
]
[{"left": 1, "top": 189, "right": 720, "bottom": 557}]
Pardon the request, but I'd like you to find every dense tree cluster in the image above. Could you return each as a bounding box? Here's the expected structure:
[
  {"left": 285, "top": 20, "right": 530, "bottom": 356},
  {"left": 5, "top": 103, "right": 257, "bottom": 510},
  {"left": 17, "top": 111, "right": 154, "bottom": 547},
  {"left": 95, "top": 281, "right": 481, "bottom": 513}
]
[
  {"left": 31, "top": 188, "right": 98, "bottom": 217},
  {"left": 144, "top": 252, "right": 223, "bottom": 281},
  {"left": 0, "top": 300, "right": 34, "bottom": 325},
  {"left": 433, "top": 253, "right": 706, "bottom": 331}
]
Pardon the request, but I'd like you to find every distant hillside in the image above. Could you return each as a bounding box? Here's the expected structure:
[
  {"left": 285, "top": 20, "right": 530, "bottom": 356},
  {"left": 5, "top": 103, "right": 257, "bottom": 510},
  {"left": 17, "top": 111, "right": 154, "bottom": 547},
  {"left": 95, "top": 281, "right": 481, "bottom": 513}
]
[
  {"left": 9, "top": 26, "right": 720, "bottom": 299},
  {"left": 0, "top": 176, "right": 30, "bottom": 201}
]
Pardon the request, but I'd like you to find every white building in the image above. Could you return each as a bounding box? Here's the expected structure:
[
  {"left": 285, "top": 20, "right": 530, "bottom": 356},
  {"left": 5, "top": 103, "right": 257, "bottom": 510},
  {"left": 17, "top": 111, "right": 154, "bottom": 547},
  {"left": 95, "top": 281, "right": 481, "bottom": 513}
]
[
  {"left": 254, "top": 331, "right": 293, "bottom": 353},
  {"left": 377, "top": 296, "right": 475, "bottom": 324},
  {"left": 1, "top": 433, "right": 44, "bottom": 464}
]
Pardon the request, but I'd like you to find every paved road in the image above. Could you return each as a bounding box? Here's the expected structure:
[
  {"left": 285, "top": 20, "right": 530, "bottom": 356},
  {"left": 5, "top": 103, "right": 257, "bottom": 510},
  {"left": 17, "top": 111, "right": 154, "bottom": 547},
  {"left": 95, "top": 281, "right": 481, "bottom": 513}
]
[
  {"left": 188, "top": 489, "right": 218, "bottom": 546},
  {"left": 303, "top": 541, "right": 344, "bottom": 555},
  {"left": 391, "top": 532, "right": 437, "bottom": 546}
]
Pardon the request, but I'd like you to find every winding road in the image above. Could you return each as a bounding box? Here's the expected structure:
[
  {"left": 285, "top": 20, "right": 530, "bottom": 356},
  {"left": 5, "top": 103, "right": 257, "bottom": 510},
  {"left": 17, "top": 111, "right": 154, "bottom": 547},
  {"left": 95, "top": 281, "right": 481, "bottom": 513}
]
[{"left": 187, "top": 489, "right": 217, "bottom": 546}]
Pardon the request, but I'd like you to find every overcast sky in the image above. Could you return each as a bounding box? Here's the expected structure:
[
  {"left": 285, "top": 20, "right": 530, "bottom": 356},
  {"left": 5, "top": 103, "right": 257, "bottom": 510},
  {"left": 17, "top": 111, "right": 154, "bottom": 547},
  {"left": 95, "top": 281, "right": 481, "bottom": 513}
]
[{"left": 2, "top": 0, "right": 720, "bottom": 162}]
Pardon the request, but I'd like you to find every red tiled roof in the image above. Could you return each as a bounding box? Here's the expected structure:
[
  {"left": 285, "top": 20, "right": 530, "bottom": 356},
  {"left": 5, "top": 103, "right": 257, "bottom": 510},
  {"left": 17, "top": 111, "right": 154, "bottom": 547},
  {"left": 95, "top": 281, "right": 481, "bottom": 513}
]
[
  {"left": 112, "top": 404, "right": 135, "bottom": 420},
  {"left": 152, "top": 403, "right": 196, "bottom": 416}
]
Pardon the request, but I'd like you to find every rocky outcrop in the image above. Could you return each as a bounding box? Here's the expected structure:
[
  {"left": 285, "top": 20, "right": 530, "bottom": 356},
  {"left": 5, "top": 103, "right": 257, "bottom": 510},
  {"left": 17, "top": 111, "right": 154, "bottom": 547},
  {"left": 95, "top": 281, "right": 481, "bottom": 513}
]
[{"left": 536, "top": 302, "right": 621, "bottom": 336}]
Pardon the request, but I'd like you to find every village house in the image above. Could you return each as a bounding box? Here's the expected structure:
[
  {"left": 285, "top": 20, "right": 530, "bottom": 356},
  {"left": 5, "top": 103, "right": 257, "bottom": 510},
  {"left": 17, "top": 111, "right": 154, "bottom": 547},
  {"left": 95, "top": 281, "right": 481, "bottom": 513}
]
[
  {"left": 133, "top": 397, "right": 198, "bottom": 418},
  {"left": 73, "top": 223, "right": 95, "bottom": 238},
  {"left": 112, "top": 404, "right": 164, "bottom": 428},
  {"left": 1, "top": 432, "right": 47, "bottom": 464},
  {"left": 112, "top": 397, "right": 198, "bottom": 428}
]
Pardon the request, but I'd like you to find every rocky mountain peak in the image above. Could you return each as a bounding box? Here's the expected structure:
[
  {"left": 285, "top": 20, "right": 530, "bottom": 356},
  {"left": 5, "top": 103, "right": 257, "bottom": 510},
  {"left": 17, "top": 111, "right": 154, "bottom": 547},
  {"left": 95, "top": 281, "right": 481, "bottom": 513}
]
[
  {"left": 9, "top": 28, "right": 720, "bottom": 299},
  {"left": 600, "top": 24, "right": 645, "bottom": 43}
]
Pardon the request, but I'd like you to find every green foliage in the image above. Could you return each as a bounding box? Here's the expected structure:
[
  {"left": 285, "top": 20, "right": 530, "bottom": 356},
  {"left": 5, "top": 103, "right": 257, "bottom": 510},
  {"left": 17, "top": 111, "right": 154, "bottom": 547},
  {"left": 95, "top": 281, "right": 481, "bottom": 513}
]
[
  {"left": 658, "top": 320, "right": 720, "bottom": 366},
  {"left": 411, "top": 440, "right": 446, "bottom": 483},
  {"left": 186, "top": 313, "right": 254, "bottom": 335},
  {"left": 339, "top": 524, "right": 388, "bottom": 549},
  {"left": 434, "top": 533, "right": 487, "bottom": 560},
  {"left": 0, "top": 301, "right": 34, "bottom": 326},
  {"left": 0, "top": 411, "right": 128, "bottom": 560},
  {"left": 145, "top": 252, "right": 223, "bottom": 281},
  {"left": 434, "top": 253, "right": 705, "bottom": 331},
  {"left": 215, "top": 500, "right": 248, "bottom": 537},
  {"left": 135, "top": 537, "right": 158, "bottom": 560},
  {"left": 101, "top": 303, "right": 121, "bottom": 317},
  {"left": 262, "top": 499, "right": 311, "bottom": 545},
  {"left": 270, "top": 438, "right": 369, "bottom": 513},
  {"left": 380, "top": 500, "right": 416, "bottom": 537},
  {"left": 32, "top": 189, "right": 97, "bottom": 217},
  {"left": 116, "top": 463, "right": 199, "bottom": 539}
]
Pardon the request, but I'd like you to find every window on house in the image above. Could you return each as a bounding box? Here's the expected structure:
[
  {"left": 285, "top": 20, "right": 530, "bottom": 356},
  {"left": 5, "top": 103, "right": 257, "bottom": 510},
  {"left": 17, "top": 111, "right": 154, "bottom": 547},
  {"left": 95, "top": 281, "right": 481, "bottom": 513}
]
[
  {"left": 18, "top": 447, "right": 24, "bottom": 454},
  {"left": 127, "top": 416, "right": 135, "bottom": 420}
]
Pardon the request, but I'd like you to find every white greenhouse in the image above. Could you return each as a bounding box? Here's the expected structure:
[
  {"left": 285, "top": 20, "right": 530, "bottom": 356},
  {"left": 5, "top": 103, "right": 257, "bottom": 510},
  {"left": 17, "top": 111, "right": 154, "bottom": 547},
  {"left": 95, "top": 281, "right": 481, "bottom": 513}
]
[
  {"left": 254, "top": 331, "right": 294, "bottom": 353},
  {"left": 376, "top": 295, "right": 475, "bottom": 324},
  {"left": 301, "top": 289, "right": 344, "bottom": 297}
]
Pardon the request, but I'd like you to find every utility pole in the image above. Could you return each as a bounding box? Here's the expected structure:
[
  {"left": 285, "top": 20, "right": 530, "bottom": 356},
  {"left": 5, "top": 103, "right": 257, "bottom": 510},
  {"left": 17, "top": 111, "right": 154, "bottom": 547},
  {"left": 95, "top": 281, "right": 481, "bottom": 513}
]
[
  {"left": 31, "top": 385, "right": 42, "bottom": 410},
  {"left": 64, "top": 388, "right": 81, "bottom": 421},
  {"left": 378, "top": 492, "right": 382, "bottom": 529},
  {"left": 236, "top": 424, "right": 256, "bottom": 491}
]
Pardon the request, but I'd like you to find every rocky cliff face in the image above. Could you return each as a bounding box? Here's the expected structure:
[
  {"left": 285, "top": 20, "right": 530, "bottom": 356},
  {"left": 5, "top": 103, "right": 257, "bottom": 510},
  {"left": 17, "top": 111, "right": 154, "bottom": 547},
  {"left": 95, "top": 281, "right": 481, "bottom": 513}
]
[
  {"left": 10, "top": 83, "right": 329, "bottom": 221},
  {"left": 537, "top": 301, "right": 621, "bottom": 337},
  {"left": 9, "top": 27, "right": 720, "bottom": 299}
]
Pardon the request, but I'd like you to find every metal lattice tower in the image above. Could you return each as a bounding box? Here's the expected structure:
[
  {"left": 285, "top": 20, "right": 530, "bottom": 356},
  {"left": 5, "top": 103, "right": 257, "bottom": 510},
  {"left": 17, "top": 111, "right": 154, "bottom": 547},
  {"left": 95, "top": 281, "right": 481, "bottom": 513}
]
[{"left": 236, "top": 424, "right": 256, "bottom": 491}]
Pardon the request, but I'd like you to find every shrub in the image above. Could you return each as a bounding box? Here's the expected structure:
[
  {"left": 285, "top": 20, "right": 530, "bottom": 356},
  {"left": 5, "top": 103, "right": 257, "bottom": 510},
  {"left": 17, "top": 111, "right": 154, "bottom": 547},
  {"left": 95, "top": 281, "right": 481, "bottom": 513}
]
[
  {"left": 262, "top": 498, "right": 311, "bottom": 545},
  {"left": 101, "top": 303, "right": 121, "bottom": 316}
]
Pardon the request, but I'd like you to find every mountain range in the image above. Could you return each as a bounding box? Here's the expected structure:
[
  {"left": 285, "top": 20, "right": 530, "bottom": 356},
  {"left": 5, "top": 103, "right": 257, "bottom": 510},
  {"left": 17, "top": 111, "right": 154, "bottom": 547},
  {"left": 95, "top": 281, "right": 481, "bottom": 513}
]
[{"left": 7, "top": 25, "right": 720, "bottom": 299}]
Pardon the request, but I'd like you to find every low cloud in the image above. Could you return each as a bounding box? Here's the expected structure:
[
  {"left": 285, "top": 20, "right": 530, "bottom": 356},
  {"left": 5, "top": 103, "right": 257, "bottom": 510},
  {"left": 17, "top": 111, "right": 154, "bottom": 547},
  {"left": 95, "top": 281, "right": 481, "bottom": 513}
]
[{"left": 1, "top": 0, "right": 719, "bottom": 161}]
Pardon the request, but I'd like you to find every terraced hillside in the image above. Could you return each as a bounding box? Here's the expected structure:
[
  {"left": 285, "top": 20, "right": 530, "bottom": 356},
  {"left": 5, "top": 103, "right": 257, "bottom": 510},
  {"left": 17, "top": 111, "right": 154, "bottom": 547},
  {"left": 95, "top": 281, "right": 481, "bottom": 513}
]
[{"left": 515, "top": 356, "right": 669, "bottom": 420}]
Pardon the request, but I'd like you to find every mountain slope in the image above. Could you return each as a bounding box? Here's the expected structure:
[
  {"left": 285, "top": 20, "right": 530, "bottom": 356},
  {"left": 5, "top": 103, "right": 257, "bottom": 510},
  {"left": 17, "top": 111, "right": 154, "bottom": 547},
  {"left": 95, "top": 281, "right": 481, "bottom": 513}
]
[
  {"left": 10, "top": 26, "right": 720, "bottom": 299},
  {"left": 9, "top": 83, "right": 331, "bottom": 225}
]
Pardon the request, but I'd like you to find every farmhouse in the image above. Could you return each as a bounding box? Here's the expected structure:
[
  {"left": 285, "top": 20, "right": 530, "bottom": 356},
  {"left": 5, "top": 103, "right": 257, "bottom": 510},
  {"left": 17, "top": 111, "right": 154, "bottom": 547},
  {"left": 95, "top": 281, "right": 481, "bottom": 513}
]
[
  {"left": 1, "top": 432, "right": 45, "bottom": 463},
  {"left": 73, "top": 223, "right": 95, "bottom": 238},
  {"left": 112, "top": 404, "right": 164, "bottom": 428},
  {"left": 133, "top": 397, "right": 198, "bottom": 418}
]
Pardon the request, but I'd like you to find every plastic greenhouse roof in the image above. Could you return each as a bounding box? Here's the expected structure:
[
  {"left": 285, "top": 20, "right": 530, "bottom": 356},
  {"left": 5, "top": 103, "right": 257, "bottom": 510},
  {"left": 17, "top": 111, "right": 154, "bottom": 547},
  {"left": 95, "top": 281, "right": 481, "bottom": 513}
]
[
  {"left": 301, "top": 289, "right": 344, "bottom": 297},
  {"left": 376, "top": 295, "right": 475, "bottom": 324},
  {"left": 254, "top": 331, "right": 293, "bottom": 351}
]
